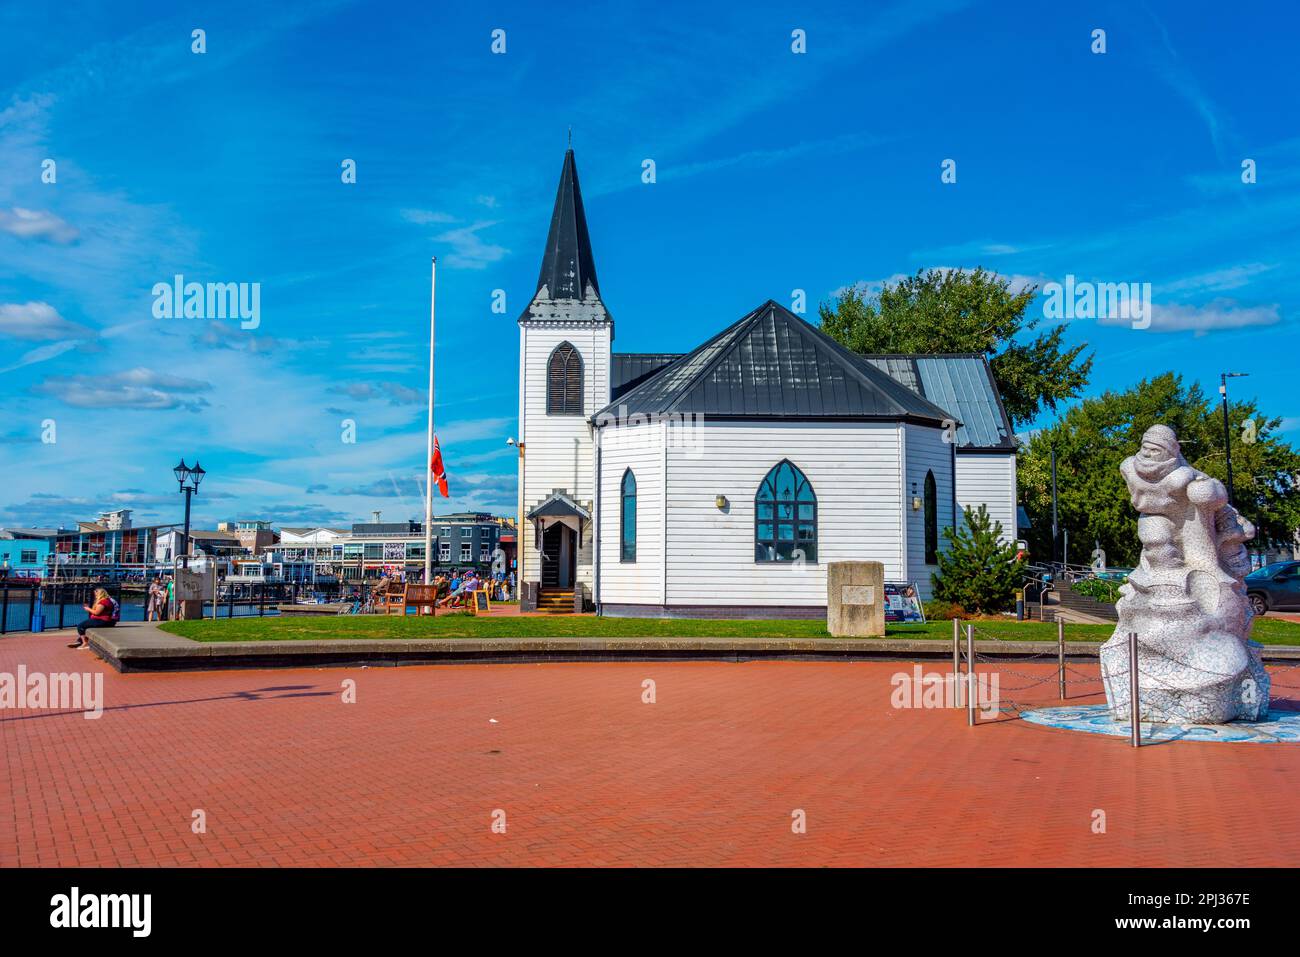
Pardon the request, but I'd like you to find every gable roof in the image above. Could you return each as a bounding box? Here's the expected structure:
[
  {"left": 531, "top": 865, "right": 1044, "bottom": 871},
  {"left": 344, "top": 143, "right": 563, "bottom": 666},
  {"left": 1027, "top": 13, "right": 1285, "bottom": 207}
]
[
  {"left": 595, "top": 300, "right": 956, "bottom": 425},
  {"left": 610, "top": 353, "right": 683, "bottom": 401},
  {"left": 857, "top": 354, "right": 1016, "bottom": 451},
  {"left": 533, "top": 149, "right": 600, "bottom": 302},
  {"left": 527, "top": 491, "right": 591, "bottom": 522}
]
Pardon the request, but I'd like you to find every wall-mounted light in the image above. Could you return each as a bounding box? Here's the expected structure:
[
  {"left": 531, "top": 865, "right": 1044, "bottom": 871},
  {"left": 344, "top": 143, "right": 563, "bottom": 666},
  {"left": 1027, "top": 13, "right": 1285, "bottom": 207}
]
[
  {"left": 912, "top": 496, "right": 923, "bottom": 511},
  {"left": 715, "top": 494, "right": 728, "bottom": 510}
]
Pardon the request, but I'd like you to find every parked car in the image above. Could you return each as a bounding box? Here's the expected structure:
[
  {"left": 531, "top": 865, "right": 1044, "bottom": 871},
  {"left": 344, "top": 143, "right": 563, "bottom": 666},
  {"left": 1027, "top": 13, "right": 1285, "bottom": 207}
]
[{"left": 1245, "top": 561, "right": 1300, "bottom": 615}]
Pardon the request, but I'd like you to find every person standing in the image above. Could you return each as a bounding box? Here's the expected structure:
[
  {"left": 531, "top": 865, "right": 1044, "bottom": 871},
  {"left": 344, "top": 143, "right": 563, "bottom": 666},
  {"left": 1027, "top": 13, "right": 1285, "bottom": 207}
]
[{"left": 146, "top": 578, "right": 163, "bottom": 621}]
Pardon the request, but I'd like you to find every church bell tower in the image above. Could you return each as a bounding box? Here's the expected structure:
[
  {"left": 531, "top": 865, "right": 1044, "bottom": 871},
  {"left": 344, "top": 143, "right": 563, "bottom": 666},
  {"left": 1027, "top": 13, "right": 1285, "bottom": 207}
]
[{"left": 516, "top": 148, "right": 612, "bottom": 611}]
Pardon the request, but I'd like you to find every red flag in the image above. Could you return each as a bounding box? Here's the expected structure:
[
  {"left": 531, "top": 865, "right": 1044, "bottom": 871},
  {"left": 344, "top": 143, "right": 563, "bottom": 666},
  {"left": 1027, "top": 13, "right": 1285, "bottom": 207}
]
[{"left": 429, "top": 435, "right": 449, "bottom": 498}]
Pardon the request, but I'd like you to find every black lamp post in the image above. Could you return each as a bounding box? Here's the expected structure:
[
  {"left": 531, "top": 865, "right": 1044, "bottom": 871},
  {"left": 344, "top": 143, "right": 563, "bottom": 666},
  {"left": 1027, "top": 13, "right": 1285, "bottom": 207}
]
[
  {"left": 173, "top": 459, "right": 206, "bottom": 569},
  {"left": 1220, "top": 372, "right": 1248, "bottom": 505}
]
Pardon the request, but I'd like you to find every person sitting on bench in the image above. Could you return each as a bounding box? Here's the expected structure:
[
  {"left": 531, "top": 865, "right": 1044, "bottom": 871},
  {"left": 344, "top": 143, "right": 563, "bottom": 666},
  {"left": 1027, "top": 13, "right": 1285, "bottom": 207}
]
[
  {"left": 439, "top": 571, "right": 479, "bottom": 608},
  {"left": 69, "top": 588, "right": 118, "bottom": 649}
]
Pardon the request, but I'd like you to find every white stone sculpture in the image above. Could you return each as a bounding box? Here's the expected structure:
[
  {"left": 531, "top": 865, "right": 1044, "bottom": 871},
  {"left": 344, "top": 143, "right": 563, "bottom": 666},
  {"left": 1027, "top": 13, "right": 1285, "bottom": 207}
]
[{"left": 1101, "top": 425, "right": 1269, "bottom": 724}]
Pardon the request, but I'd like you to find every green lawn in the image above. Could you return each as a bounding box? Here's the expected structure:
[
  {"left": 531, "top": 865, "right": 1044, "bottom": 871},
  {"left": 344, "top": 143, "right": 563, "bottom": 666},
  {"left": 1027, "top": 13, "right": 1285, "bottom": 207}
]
[{"left": 157, "top": 614, "right": 1300, "bottom": 645}]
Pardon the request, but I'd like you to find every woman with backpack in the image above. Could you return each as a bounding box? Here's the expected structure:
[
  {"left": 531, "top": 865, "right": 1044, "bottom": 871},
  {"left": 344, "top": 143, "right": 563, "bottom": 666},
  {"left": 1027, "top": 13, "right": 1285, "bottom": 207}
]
[{"left": 69, "top": 587, "right": 118, "bottom": 649}]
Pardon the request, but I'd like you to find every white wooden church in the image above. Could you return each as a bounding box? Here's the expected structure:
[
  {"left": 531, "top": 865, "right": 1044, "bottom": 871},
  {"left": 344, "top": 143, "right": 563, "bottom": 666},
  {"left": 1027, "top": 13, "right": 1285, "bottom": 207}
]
[{"left": 516, "top": 150, "right": 1018, "bottom": 617}]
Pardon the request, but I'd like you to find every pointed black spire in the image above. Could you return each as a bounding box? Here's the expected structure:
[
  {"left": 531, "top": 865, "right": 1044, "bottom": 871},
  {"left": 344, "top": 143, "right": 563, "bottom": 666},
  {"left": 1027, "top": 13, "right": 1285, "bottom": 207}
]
[{"left": 535, "top": 149, "right": 600, "bottom": 301}]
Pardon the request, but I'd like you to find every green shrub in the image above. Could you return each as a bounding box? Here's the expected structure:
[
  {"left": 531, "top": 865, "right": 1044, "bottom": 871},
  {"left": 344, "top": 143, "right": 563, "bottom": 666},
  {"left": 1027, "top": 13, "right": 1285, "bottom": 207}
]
[
  {"left": 932, "top": 505, "right": 1025, "bottom": 614},
  {"left": 924, "top": 599, "right": 971, "bottom": 620},
  {"left": 1073, "top": 577, "right": 1123, "bottom": 603}
]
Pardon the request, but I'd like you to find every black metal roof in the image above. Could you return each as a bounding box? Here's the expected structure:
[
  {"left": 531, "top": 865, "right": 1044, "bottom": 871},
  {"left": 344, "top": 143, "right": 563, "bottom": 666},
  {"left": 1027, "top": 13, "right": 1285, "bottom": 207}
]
[
  {"left": 610, "top": 353, "right": 683, "bottom": 401},
  {"left": 595, "top": 300, "right": 956, "bottom": 425},
  {"left": 856, "top": 354, "right": 1016, "bottom": 451},
  {"left": 533, "top": 149, "right": 600, "bottom": 302}
]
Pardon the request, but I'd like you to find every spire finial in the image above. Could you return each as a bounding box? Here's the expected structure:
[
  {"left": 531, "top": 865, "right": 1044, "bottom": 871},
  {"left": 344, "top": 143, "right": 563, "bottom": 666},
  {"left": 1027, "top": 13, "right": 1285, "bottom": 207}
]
[{"left": 567, "top": 126, "right": 572, "bottom": 148}]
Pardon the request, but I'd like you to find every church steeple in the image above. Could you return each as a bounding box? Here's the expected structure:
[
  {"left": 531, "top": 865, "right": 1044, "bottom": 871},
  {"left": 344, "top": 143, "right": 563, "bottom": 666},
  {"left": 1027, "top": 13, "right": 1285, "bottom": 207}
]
[{"left": 534, "top": 148, "right": 600, "bottom": 302}]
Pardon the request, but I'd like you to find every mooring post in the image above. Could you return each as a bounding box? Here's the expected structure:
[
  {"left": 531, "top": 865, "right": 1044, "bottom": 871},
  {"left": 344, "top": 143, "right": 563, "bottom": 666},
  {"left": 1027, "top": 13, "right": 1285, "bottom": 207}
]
[
  {"left": 966, "top": 623, "right": 976, "bottom": 727},
  {"left": 1058, "top": 618, "right": 1066, "bottom": 700},
  {"left": 1129, "top": 630, "right": 1141, "bottom": 748}
]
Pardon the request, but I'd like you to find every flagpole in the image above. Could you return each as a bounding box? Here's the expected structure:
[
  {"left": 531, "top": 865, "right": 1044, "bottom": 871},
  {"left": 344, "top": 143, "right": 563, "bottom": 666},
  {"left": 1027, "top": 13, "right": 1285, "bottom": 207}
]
[{"left": 424, "top": 257, "right": 436, "bottom": 585}]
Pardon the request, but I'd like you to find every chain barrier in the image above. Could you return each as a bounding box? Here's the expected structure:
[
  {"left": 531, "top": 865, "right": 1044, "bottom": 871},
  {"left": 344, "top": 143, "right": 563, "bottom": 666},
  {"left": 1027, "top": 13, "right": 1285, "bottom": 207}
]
[{"left": 954, "top": 620, "right": 1294, "bottom": 730}]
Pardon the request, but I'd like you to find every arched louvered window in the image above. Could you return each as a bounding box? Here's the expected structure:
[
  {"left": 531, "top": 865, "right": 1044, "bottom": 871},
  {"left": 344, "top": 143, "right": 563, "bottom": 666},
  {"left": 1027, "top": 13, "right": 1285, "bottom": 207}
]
[
  {"left": 620, "top": 469, "right": 637, "bottom": 562},
  {"left": 924, "top": 469, "right": 939, "bottom": 564},
  {"left": 755, "top": 459, "right": 817, "bottom": 563},
  {"left": 547, "top": 342, "right": 583, "bottom": 415}
]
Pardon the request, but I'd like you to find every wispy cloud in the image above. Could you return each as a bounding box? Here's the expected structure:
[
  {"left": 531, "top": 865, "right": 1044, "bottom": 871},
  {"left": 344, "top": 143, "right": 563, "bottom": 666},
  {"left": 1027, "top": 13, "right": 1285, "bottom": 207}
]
[
  {"left": 329, "top": 380, "right": 427, "bottom": 406},
  {"left": 32, "top": 367, "right": 212, "bottom": 411},
  {"left": 429, "top": 221, "right": 509, "bottom": 270},
  {"left": 0, "top": 207, "right": 79, "bottom": 243},
  {"left": 1140, "top": 2, "right": 1230, "bottom": 164},
  {"left": 1099, "top": 298, "right": 1282, "bottom": 334},
  {"left": 1159, "top": 263, "right": 1278, "bottom": 295},
  {"left": 0, "top": 301, "right": 95, "bottom": 340}
]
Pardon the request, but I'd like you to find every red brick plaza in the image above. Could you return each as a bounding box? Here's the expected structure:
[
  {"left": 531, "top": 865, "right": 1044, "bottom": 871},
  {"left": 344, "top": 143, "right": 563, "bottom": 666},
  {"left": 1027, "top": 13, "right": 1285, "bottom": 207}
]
[{"left": 3, "top": 631, "right": 1298, "bottom": 867}]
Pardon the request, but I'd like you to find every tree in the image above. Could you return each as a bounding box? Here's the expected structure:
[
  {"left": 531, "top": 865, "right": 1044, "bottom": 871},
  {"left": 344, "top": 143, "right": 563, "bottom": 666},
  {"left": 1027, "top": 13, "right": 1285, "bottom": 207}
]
[
  {"left": 819, "top": 268, "right": 1093, "bottom": 425},
  {"left": 1018, "top": 373, "right": 1300, "bottom": 567},
  {"left": 932, "top": 505, "right": 1025, "bottom": 613}
]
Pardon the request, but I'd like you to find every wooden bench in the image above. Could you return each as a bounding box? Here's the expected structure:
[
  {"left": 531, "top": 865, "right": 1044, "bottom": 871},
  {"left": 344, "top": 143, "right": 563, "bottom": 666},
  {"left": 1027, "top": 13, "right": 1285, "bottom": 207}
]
[{"left": 404, "top": 583, "right": 438, "bottom": 617}]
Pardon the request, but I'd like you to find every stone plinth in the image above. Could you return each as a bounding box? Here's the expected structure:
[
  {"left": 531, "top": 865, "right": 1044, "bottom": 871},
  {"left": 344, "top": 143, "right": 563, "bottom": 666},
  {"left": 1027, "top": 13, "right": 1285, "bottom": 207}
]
[
  {"left": 173, "top": 569, "right": 214, "bottom": 621},
  {"left": 827, "top": 561, "right": 885, "bottom": 637}
]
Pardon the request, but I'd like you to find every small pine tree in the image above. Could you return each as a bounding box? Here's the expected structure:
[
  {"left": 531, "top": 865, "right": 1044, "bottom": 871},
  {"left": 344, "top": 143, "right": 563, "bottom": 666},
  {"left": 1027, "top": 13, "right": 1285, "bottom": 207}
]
[{"left": 932, "top": 505, "right": 1024, "bottom": 614}]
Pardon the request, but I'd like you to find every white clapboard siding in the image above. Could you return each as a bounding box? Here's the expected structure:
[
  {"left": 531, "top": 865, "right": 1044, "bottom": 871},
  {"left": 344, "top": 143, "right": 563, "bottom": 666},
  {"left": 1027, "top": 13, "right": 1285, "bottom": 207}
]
[
  {"left": 518, "top": 321, "right": 610, "bottom": 587},
  {"left": 597, "top": 422, "right": 665, "bottom": 604},
  {"left": 955, "top": 452, "right": 1018, "bottom": 544},
  {"left": 903, "top": 424, "right": 956, "bottom": 601},
  {"left": 658, "top": 421, "right": 906, "bottom": 608}
]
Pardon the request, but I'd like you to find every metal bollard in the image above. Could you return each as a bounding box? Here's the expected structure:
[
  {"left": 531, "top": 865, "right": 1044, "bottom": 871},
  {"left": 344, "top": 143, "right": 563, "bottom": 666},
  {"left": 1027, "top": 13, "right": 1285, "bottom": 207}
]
[
  {"left": 1129, "top": 631, "right": 1141, "bottom": 748},
  {"left": 1058, "top": 619, "right": 1066, "bottom": 700},
  {"left": 952, "top": 619, "right": 962, "bottom": 708},
  {"left": 966, "top": 623, "right": 976, "bottom": 726}
]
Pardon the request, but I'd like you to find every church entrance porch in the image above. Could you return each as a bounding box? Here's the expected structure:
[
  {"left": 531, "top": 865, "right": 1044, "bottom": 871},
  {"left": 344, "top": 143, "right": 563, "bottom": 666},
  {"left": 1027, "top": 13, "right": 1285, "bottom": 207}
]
[
  {"left": 525, "top": 492, "right": 591, "bottom": 615},
  {"left": 540, "top": 522, "right": 576, "bottom": 589}
]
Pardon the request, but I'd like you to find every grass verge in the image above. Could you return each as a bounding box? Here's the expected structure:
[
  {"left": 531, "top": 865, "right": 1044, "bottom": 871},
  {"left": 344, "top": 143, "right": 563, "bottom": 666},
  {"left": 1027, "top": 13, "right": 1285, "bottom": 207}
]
[{"left": 158, "top": 614, "right": 1300, "bottom": 645}]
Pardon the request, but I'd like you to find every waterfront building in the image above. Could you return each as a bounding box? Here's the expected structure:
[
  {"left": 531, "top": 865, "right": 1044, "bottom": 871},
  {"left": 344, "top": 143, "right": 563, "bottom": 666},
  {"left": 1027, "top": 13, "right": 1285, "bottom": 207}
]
[
  {"left": 515, "top": 149, "right": 1019, "bottom": 616},
  {"left": 155, "top": 528, "right": 247, "bottom": 567},
  {"left": 338, "top": 514, "right": 506, "bottom": 581},
  {"left": 49, "top": 518, "right": 179, "bottom": 580},
  {"left": 0, "top": 529, "right": 57, "bottom": 580},
  {"left": 216, "top": 519, "right": 279, "bottom": 555}
]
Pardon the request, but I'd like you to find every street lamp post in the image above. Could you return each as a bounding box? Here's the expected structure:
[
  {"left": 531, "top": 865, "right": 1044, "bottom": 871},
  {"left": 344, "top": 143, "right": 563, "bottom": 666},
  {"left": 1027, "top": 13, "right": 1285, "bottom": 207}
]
[
  {"left": 1220, "top": 372, "right": 1249, "bottom": 505},
  {"left": 173, "top": 459, "right": 206, "bottom": 569}
]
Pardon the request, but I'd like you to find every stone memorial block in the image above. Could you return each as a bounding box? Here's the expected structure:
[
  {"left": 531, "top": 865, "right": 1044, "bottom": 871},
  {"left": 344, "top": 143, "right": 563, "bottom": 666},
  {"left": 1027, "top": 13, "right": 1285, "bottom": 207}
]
[{"left": 827, "top": 561, "right": 885, "bottom": 637}]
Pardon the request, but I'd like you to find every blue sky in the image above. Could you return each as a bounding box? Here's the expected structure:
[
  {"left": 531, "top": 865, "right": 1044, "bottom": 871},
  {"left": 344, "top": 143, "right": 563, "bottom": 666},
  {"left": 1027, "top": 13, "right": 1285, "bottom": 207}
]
[{"left": 0, "top": 0, "right": 1295, "bottom": 530}]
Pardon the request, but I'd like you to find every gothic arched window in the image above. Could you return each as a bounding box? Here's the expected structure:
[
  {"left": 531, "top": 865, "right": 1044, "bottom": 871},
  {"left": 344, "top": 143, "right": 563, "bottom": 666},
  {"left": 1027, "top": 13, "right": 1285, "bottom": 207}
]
[
  {"left": 755, "top": 459, "right": 817, "bottom": 563},
  {"left": 620, "top": 469, "right": 637, "bottom": 562},
  {"left": 547, "top": 342, "right": 583, "bottom": 415}
]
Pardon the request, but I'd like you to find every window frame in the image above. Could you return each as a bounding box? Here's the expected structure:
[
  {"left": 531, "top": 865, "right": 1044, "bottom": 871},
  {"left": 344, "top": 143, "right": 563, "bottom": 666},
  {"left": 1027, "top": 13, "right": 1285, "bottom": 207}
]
[
  {"left": 754, "top": 459, "right": 818, "bottom": 564},
  {"left": 620, "top": 468, "right": 637, "bottom": 563},
  {"left": 546, "top": 342, "right": 584, "bottom": 416}
]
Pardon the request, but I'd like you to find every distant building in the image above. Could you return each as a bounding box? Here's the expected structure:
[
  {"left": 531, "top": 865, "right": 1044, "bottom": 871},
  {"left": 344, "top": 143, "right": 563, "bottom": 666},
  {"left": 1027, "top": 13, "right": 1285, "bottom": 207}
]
[
  {"left": 0, "top": 529, "right": 57, "bottom": 580},
  {"left": 50, "top": 521, "right": 179, "bottom": 579},
  {"left": 217, "top": 519, "right": 279, "bottom": 555},
  {"left": 155, "top": 529, "right": 246, "bottom": 568},
  {"left": 324, "top": 514, "right": 508, "bottom": 581}
]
